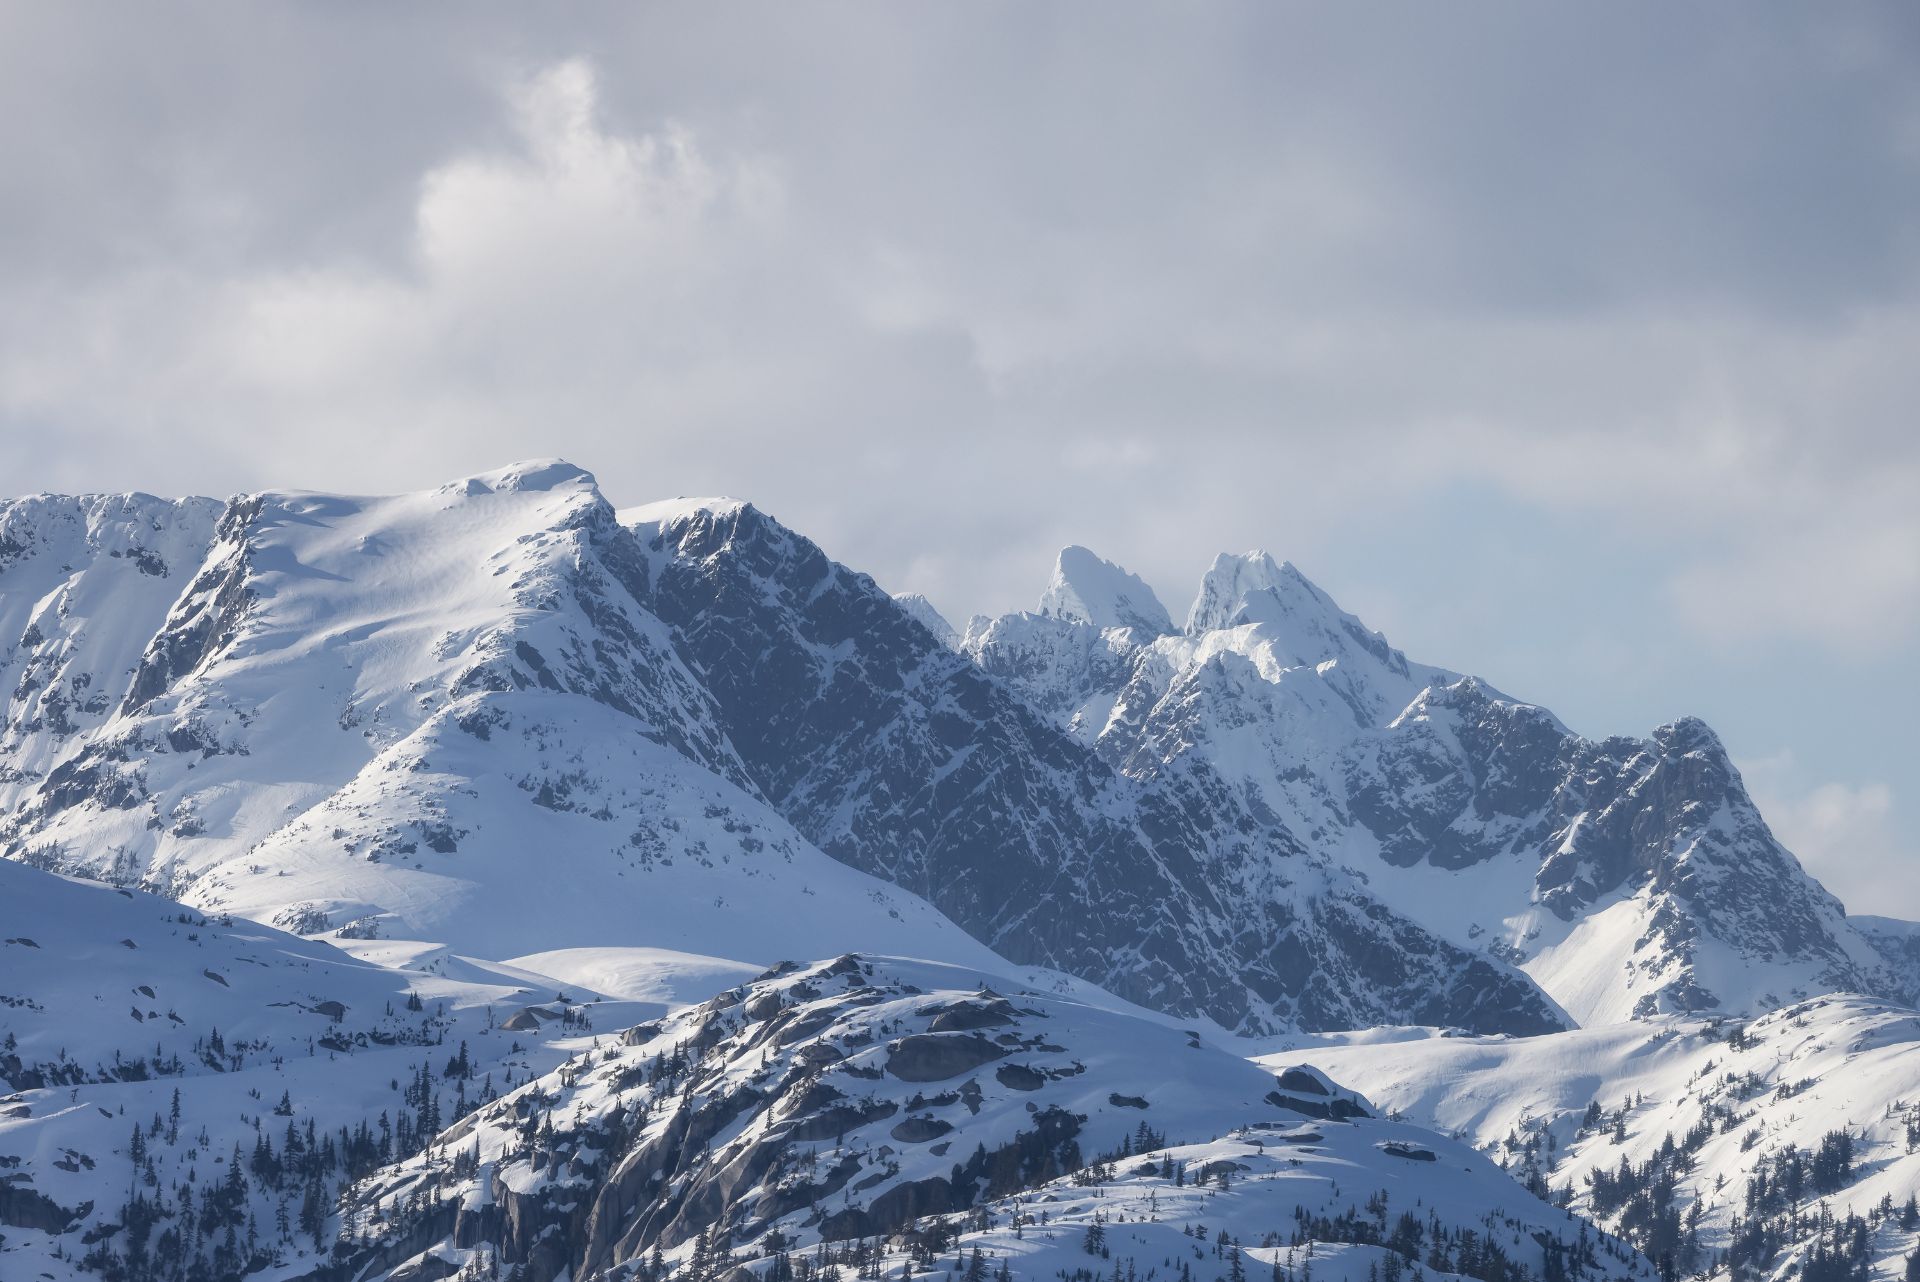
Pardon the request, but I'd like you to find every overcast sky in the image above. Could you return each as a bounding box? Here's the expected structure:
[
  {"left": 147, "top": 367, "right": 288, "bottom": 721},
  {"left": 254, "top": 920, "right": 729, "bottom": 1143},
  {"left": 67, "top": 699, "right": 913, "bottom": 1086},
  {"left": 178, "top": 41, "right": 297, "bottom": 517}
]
[{"left": 2, "top": 4, "right": 1916, "bottom": 912}]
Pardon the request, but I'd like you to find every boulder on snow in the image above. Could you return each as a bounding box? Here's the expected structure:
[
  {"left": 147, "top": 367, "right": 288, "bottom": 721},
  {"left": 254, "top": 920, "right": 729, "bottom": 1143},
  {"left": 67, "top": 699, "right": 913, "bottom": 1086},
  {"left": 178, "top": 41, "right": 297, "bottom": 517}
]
[{"left": 885, "top": 1032, "right": 1007, "bottom": 1082}]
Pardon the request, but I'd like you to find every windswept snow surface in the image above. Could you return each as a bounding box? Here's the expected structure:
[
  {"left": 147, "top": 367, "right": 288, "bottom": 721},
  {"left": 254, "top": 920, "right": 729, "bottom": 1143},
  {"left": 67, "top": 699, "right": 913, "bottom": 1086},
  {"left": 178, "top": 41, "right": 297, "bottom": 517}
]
[
  {"left": 0, "top": 469, "right": 1016, "bottom": 980},
  {"left": 498, "top": 946, "right": 766, "bottom": 1011}
]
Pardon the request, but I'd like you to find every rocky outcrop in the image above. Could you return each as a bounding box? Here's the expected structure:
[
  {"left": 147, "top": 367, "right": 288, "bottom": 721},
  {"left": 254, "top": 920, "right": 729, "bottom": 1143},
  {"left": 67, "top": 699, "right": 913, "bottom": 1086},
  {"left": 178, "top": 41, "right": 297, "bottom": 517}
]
[{"left": 304, "top": 954, "right": 1637, "bottom": 1282}]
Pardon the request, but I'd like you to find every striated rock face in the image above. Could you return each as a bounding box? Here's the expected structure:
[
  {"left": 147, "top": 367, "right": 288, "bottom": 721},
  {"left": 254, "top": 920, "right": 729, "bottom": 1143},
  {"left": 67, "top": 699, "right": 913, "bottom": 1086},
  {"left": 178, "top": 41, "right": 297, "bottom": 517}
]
[
  {"left": 0, "top": 1179, "right": 81, "bottom": 1234},
  {"left": 966, "top": 551, "right": 1898, "bottom": 1025},
  {"left": 310, "top": 955, "right": 1635, "bottom": 1282},
  {"left": 0, "top": 493, "right": 221, "bottom": 790},
  {"left": 627, "top": 501, "right": 1564, "bottom": 1035}
]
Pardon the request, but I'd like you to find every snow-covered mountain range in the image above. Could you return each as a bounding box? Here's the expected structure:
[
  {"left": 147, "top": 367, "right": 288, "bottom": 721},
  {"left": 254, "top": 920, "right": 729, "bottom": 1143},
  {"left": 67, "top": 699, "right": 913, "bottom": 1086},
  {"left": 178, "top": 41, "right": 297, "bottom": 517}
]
[
  {"left": 963, "top": 546, "right": 1903, "bottom": 1026},
  {"left": 1, "top": 460, "right": 1914, "bottom": 1282}
]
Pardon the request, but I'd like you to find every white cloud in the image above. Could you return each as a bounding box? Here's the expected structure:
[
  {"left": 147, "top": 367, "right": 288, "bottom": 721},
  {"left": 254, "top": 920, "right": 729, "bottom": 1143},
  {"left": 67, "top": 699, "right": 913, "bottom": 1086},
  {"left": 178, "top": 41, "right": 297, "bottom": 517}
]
[
  {"left": 1, "top": 34, "right": 1915, "bottom": 661},
  {"left": 0, "top": 13, "right": 1912, "bottom": 885},
  {"left": 1740, "top": 750, "right": 1917, "bottom": 918}
]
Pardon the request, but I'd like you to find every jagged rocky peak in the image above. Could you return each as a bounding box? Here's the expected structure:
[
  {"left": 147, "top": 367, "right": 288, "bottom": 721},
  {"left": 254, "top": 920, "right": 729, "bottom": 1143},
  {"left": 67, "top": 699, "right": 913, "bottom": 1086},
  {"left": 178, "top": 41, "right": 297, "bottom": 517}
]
[
  {"left": 1186, "top": 549, "right": 1293, "bottom": 633},
  {"left": 1185, "top": 550, "right": 1412, "bottom": 676},
  {"left": 1186, "top": 550, "right": 1348, "bottom": 635},
  {"left": 1038, "top": 545, "right": 1174, "bottom": 635},
  {"left": 893, "top": 591, "right": 959, "bottom": 647}
]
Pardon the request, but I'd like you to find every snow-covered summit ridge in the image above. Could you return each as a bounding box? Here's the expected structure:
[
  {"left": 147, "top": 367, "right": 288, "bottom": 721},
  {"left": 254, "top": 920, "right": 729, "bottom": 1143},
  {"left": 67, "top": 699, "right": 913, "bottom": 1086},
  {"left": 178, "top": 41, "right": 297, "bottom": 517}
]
[
  {"left": 1039, "top": 544, "right": 1175, "bottom": 635},
  {"left": 453, "top": 457, "right": 598, "bottom": 494}
]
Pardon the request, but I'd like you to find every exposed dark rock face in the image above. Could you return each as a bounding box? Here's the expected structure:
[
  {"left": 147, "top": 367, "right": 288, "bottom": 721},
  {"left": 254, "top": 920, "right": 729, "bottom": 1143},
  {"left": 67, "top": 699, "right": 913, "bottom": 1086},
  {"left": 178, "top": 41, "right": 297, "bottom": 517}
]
[
  {"left": 885, "top": 1032, "right": 1008, "bottom": 1082},
  {"left": 121, "top": 496, "right": 262, "bottom": 716},
  {"left": 0, "top": 1180, "right": 80, "bottom": 1234},
  {"left": 628, "top": 502, "right": 1565, "bottom": 1036},
  {"left": 1340, "top": 682, "right": 1881, "bottom": 1017},
  {"left": 889, "top": 1116, "right": 953, "bottom": 1142}
]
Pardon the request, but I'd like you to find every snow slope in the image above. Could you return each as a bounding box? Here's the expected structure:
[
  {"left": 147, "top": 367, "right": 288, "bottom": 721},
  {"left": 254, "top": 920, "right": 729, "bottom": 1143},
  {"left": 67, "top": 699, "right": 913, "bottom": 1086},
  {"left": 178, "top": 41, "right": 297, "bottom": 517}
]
[
  {"left": 0, "top": 859, "right": 529, "bottom": 1092},
  {"left": 0, "top": 467, "right": 1032, "bottom": 985},
  {"left": 0, "top": 858, "right": 665, "bottom": 1282},
  {"left": 1275, "top": 996, "right": 1920, "bottom": 1280}
]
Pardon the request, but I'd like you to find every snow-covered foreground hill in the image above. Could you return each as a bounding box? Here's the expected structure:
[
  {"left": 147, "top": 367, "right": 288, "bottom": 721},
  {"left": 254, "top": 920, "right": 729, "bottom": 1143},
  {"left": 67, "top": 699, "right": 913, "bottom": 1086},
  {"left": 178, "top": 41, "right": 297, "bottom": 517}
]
[
  {"left": 0, "top": 867, "right": 1643, "bottom": 1282},
  {"left": 1274, "top": 997, "right": 1920, "bottom": 1280},
  {"left": 310, "top": 954, "right": 1648, "bottom": 1282},
  {"left": 0, "top": 858, "right": 674, "bottom": 1282}
]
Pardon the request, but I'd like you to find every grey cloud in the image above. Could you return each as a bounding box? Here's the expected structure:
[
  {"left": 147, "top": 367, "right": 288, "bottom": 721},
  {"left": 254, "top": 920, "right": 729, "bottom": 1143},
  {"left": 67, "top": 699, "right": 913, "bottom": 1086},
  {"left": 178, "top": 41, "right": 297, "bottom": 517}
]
[{"left": 0, "top": 2, "right": 1914, "bottom": 904}]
